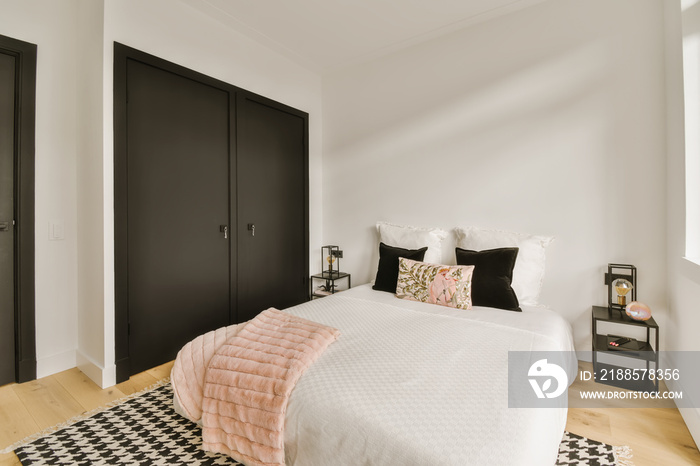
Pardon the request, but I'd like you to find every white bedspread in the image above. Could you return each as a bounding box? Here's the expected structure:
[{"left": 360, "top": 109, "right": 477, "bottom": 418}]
[{"left": 281, "top": 284, "right": 576, "bottom": 466}]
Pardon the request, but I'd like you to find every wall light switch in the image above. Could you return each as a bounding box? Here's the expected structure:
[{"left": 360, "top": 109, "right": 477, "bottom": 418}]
[{"left": 49, "top": 220, "right": 65, "bottom": 241}]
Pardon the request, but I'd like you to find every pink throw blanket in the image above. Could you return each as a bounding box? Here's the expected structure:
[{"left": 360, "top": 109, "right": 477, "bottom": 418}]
[
  {"left": 171, "top": 323, "right": 244, "bottom": 422},
  {"left": 171, "top": 308, "right": 340, "bottom": 466}
]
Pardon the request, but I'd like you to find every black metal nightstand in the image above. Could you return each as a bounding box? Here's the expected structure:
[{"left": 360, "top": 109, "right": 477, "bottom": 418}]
[
  {"left": 310, "top": 272, "right": 351, "bottom": 299},
  {"left": 591, "top": 305, "right": 659, "bottom": 392}
]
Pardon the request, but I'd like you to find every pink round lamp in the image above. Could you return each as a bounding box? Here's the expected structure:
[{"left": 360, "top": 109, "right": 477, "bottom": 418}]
[{"left": 625, "top": 301, "right": 652, "bottom": 321}]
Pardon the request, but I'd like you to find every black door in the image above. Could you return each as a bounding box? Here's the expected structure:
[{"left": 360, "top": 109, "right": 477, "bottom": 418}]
[
  {"left": 0, "top": 51, "right": 15, "bottom": 385},
  {"left": 0, "top": 35, "right": 35, "bottom": 385},
  {"left": 237, "top": 94, "right": 309, "bottom": 322},
  {"left": 125, "top": 60, "right": 231, "bottom": 375}
]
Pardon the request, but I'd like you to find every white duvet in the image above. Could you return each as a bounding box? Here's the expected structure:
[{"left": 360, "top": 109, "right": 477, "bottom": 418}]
[{"left": 281, "top": 284, "right": 576, "bottom": 466}]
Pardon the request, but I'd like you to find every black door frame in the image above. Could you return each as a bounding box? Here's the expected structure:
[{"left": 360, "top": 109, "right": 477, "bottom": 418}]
[
  {"left": 0, "top": 34, "right": 37, "bottom": 383},
  {"left": 113, "top": 43, "right": 309, "bottom": 382}
]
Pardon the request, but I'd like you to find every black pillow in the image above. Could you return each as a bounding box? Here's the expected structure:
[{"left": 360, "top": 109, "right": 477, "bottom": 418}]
[
  {"left": 373, "top": 242, "right": 428, "bottom": 293},
  {"left": 455, "top": 247, "right": 521, "bottom": 311}
]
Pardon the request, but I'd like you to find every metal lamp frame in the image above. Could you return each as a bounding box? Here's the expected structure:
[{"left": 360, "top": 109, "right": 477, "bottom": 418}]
[{"left": 605, "top": 263, "right": 637, "bottom": 314}]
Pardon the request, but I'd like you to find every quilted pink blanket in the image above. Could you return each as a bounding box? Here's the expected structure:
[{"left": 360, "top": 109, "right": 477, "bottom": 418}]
[{"left": 171, "top": 307, "right": 340, "bottom": 466}]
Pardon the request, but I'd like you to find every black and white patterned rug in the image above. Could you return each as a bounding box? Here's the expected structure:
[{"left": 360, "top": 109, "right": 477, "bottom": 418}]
[
  {"left": 557, "top": 431, "right": 633, "bottom": 466},
  {"left": 5, "top": 382, "right": 632, "bottom": 465},
  {"left": 11, "top": 382, "right": 240, "bottom": 465}
]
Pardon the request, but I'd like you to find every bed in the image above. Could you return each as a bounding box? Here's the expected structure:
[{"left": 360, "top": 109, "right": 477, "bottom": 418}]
[
  {"left": 173, "top": 224, "right": 576, "bottom": 465},
  {"left": 281, "top": 284, "right": 575, "bottom": 465}
]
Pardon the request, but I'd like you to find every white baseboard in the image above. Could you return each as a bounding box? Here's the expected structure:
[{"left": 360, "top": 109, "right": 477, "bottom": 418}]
[
  {"left": 679, "top": 407, "right": 700, "bottom": 448},
  {"left": 36, "top": 350, "right": 76, "bottom": 379},
  {"left": 667, "top": 372, "right": 700, "bottom": 447},
  {"left": 76, "top": 350, "right": 117, "bottom": 389},
  {"left": 659, "top": 352, "right": 700, "bottom": 447}
]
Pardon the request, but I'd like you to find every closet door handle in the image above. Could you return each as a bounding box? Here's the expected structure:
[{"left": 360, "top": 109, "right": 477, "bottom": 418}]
[
  {"left": 0, "top": 221, "right": 9, "bottom": 232},
  {"left": 248, "top": 223, "right": 255, "bottom": 237},
  {"left": 220, "top": 225, "right": 228, "bottom": 239}
]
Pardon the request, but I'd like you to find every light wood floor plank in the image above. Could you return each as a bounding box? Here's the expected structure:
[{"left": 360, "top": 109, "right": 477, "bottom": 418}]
[
  {"left": 0, "top": 452, "right": 21, "bottom": 466},
  {"left": 114, "top": 360, "right": 173, "bottom": 396},
  {"left": 54, "top": 368, "right": 126, "bottom": 412},
  {"left": 146, "top": 360, "right": 174, "bottom": 381},
  {"left": 0, "top": 384, "right": 39, "bottom": 449},
  {"left": 11, "top": 375, "right": 85, "bottom": 431},
  {"left": 565, "top": 408, "right": 612, "bottom": 442},
  {"left": 611, "top": 409, "right": 700, "bottom": 465},
  {"left": 567, "top": 361, "right": 700, "bottom": 466},
  {"left": 115, "top": 371, "right": 158, "bottom": 396}
]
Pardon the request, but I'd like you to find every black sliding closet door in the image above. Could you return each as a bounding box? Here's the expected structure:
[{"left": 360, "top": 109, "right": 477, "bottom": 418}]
[
  {"left": 125, "top": 60, "right": 231, "bottom": 375},
  {"left": 236, "top": 94, "right": 309, "bottom": 322}
]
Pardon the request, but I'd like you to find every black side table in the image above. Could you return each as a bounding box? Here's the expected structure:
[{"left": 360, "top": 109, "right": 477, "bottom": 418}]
[
  {"left": 591, "top": 305, "right": 659, "bottom": 392},
  {"left": 310, "top": 272, "right": 351, "bottom": 299}
]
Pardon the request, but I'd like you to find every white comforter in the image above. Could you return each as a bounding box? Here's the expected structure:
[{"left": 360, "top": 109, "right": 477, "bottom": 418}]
[{"left": 281, "top": 284, "right": 576, "bottom": 466}]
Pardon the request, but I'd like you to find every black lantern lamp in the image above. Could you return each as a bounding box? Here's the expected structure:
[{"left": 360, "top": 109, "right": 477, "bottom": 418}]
[
  {"left": 605, "top": 263, "right": 637, "bottom": 314},
  {"left": 321, "top": 245, "right": 343, "bottom": 278}
]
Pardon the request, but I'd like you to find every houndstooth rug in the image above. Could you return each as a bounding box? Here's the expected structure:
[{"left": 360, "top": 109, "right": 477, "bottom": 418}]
[
  {"left": 11, "top": 382, "right": 240, "bottom": 465},
  {"left": 6, "top": 381, "right": 632, "bottom": 465},
  {"left": 557, "top": 432, "right": 633, "bottom": 466}
]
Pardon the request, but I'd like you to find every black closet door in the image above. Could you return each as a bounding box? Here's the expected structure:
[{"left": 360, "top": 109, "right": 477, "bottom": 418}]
[
  {"left": 0, "top": 51, "right": 15, "bottom": 385},
  {"left": 125, "top": 60, "right": 231, "bottom": 375},
  {"left": 236, "top": 94, "right": 309, "bottom": 322}
]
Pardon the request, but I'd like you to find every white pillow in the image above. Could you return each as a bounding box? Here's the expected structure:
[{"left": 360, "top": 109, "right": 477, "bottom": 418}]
[
  {"left": 376, "top": 222, "right": 447, "bottom": 264},
  {"left": 454, "top": 226, "right": 553, "bottom": 306}
]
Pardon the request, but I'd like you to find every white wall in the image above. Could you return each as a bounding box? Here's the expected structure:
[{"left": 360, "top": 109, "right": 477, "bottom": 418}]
[
  {"left": 1, "top": 0, "right": 323, "bottom": 386},
  {"left": 75, "top": 0, "right": 106, "bottom": 385},
  {"left": 322, "top": 0, "right": 668, "bottom": 353},
  {"left": 665, "top": 0, "right": 700, "bottom": 447},
  {"left": 0, "top": 0, "right": 80, "bottom": 377}
]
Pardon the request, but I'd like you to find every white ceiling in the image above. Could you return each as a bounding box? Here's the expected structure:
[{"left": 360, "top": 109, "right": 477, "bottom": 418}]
[{"left": 182, "top": 0, "right": 548, "bottom": 73}]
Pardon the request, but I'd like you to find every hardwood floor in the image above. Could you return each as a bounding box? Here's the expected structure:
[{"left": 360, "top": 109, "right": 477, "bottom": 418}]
[
  {"left": 0, "top": 361, "right": 173, "bottom": 466},
  {"left": 0, "top": 360, "right": 698, "bottom": 465},
  {"left": 567, "top": 361, "right": 700, "bottom": 465}
]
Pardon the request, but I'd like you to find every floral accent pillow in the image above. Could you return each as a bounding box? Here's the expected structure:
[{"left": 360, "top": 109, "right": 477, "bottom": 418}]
[{"left": 396, "top": 258, "right": 475, "bottom": 309}]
